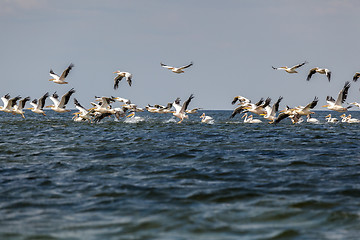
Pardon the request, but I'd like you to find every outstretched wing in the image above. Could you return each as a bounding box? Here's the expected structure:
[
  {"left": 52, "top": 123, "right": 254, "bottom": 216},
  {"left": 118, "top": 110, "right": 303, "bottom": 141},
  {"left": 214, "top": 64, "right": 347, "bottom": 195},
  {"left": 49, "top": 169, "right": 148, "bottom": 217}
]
[
  {"left": 160, "top": 63, "right": 174, "bottom": 69},
  {"left": 180, "top": 94, "right": 194, "bottom": 113},
  {"left": 60, "top": 63, "right": 74, "bottom": 79},
  {"left": 306, "top": 68, "right": 317, "bottom": 81},
  {"left": 179, "top": 62, "right": 193, "bottom": 70}
]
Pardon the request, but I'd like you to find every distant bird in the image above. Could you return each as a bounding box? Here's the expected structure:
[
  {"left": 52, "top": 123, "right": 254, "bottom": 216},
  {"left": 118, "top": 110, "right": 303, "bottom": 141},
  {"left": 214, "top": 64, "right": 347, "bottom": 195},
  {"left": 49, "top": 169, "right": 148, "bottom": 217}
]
[
  {"left": 306, "top": 67, "right": 331, "bottom": 82},
  {"left": 112, "top": 96, "right": 131, "bottom": 104},
  {"left": 28, "top": 92, "right": 49, "bottom": 116},
  {"left": 231, "top": 96, "right": 250, "bottom": 105},
  {"left": 172, "top": 94, "right": 194, "bottom": 123},
  {"left": 48, "top": 88, "right": 75, "bottom": 113},
  {"left": 264, "top": 96, "right": 283, "bottom": 123},
  {"left": 12, "top": 96, "right": 30, "bottom": 118},
  {"left": 161, "top": 62, "right": 193, "bottom": 74},
  {"left": 272, "top": 61, "right": 307, "bottom": 73},
  {"left": 49, "top": 63, "right": 74, "bottom": 84},
  {"left": 322, "top": 81, "right": 351, "bottom": 112},
  {"left": 325, "top": 114, "right": 338, "bottom": 123},
  {"left": 0, "top": 93, "right": 11, "bottom": 113},
  {"left": 344, "top": 114, "right": 360, "bottom": 123},
  {"left": 1, "top": 95, "right": 21, "bottom": 113},
  {"left": 306, "top": 114, "right": 319, "bottom": 124},
  {"left": 353, "top": 72, "right": 360, "bottom": 82},
  {"left": 113, "top": 71, "right": 132, "bottom": 89},
  {"left": 242, "top": 113, "right": 262, "bottom": 123},
  {"left": 244, "top": 97, "right": 271, "bottom": 116},
  {"left": 200, "top": 113, "right": 214, "bottom": 124}
]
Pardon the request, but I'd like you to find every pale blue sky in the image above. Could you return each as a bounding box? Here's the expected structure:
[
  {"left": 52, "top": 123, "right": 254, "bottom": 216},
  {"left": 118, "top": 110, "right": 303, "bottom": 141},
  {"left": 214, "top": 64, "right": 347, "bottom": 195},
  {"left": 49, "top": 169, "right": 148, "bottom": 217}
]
[{"left": 1, "top": 0, "right": 360, "bottom": 110}]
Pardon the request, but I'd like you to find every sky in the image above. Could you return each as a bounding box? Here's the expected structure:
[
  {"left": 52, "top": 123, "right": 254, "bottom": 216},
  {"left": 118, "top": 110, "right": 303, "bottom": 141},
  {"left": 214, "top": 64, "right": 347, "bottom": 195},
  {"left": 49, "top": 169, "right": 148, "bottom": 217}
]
[{"left": 1, "top": 0, "right": 360, "bottom": 110}]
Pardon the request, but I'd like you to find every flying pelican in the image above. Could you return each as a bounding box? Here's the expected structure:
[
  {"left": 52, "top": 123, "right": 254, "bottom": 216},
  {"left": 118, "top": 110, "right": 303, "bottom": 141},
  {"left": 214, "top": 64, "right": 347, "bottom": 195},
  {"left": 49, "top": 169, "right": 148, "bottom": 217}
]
[
  {"left": 49, "top": 63, "right": 74, "bottom": 84},
  {"left": 306, "top": 67, "right": 331, "bottom": 82},
  {"left": 293, "top": 97, "right": 319, "bottom": 116},
  {"left": 272, "top": 61, "right": 307, "bottom": 73},
  {"left": 242, "top": 113, "right": 262, "bottom": 123},
  {"left": 12, "top": 96, "right": 30, "bottom": 118},
  {"left": 186, "top": 108, "right": 202, "bottom": 114},
  {"left": 0, "top": 93, "right": 12, "bottom": 113},
  {"left": 244, "top": 97, "right": 271, "bottom": 116},
  {"left": 264, "top": 96, "right": 283, "bottom": 123},
  {"left": 28, "top": 92, "right": 49, "bottom": 115},
  {"left": 322, "top": 81, "right": 351, "bottom": 112},
  {"left": 306, "top": 114, "right": 319, "bottom": 124},
  {"left": 172, "top": 94, "right": 194, "bottom": 123},
  {"left": 113, "top": 71, "right": 132, "bottom": 89},
  {"left": 73, "top": 98, "right": 93, "bottom": 122},
  {"left": 200, "top": 113, "right": 214, "bottom": 124},
  {"left": 48, "top": 88, "right": 76, "bottom": 113},
  {"left": 353, "top": 72, "right": 360, "bottom": 82},
  {"left": 160, "top": 62, "right": 193, "bottom": 74},
  {"left": 1, "top": 95, "right": 21, "bottom": 113},
  {"left": 112, "top": 96, "right": 131, "bottom": 104},
  {"left": 325, "top": 114, "right": 338, "bottom": 123}
]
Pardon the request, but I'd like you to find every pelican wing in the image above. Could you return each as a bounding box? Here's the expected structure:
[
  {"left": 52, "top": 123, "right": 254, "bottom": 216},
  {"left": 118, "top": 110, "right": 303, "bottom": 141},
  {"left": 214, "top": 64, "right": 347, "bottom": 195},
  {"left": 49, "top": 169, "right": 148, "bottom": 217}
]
[
  {"left": 160, "top": 63, "right": 174, "bottom": 69},
  {"left": 306, "top": 68, "right": 317, "bottom": 81},
  {"left": 38, "top": 92, "right": 49, "bottom": 109},
  {"left": 18, "top": 97, "right": 30, "bottom": 109},
  {"left": 180, "top": 94, "right": 194, "bottom": 113},
  {"left": 172, "top": 98, "right": 182, "bottom": 113},
  {"left": 274, "top": 112, "right": 290, "bottom": 124},
  {"left": 59, "top": 88, "right": 75, "bottom": 108},
  {"left": 114, "top": 74, "right": 124, "bottom": 90},
  {"left": 60, "top": 63, "right": 74, "bottom": 80},
  {"left": 353, "top": 72, "right": 360, "bottom": 82},
  {"left": 126, "top": 73, "right": 132, "bottom": 87},
  {"left": 335, "top": 81, "right": 351, "bottom": 105},
  {"left": 49, "top": 69, "right": 59, "bottom": 79},
  {"left": 230, "top": 105, "right": 247, "bottom": 118},
  {"left": 304, "top": 96, "right": 319, "bottom": 110},
  {"left": 74, "top": 98, "right": 88, "bottom": 114},
  {"left": 291, "top": 61, "right": 307, "bottom": 70},
  {"left": 325, "top": 69, "right": 331, "bottom": 82},
  {"left": 179, "top": 62, "right": 193, "bottom": 70}
]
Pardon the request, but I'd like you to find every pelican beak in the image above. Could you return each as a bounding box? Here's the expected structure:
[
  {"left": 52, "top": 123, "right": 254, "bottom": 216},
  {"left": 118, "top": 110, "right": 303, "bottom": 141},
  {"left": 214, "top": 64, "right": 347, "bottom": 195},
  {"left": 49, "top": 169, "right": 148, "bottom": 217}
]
[
  {"left": 126, "top": 113, "right": 135, "bottom": 118},
  {"left": 26, "top": 108, "right": 33, "bottom": 110},
  {"left": 322, "top": 105, "right": 329, "bottom": 108},
  {"left": 49, "top": 79, "right": 54, "bottom": 81}
]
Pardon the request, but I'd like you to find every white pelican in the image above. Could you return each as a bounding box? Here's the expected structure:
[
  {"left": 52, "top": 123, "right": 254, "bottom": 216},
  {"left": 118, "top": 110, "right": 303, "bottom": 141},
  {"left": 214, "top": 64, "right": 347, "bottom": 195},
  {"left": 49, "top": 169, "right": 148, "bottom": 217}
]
[
  {"left": 272, "top": 61, "right": 307, "bottom": 73},
  {"left": 49, "top": 63, "right": 74, "bottom": 84},
  {"left": 244, "top": 97, "right": 271, "bottom": 116},
  {"left": 353, "top": 72, "right": 360, "bottom": 82},
  {"left": 322, "top": 81, "right": 351, "bottom": 112},
  {"left": 325, "top": 114, "right": 338, "bottom": 123},
  {"left": 307, "top": 67, "right": 331, "bottom": 82},
  {"left": 12, "top": 96, "right": 30, "bottom": 118},
  {"left": 306, "top": 114, "right": 319, "bottom": 124},
  {"left": 73, "top": 98, "right": 93, "bottom": 122},
  {"left": 113, "top": 71, "right": 132, "bottom": 89},
  {"left": 293, "top": 97, "right": 319, "bottom": 116},
  {"left": 48, "top": 89, "right": 75, "bottom": 113},
  {"left": 350, "top": 102, "right": 360, "bottom": 109},
  {"left": 0, "top": 94, "right": 15, "bottom": 113},
  {"left": 161, "top": 62, "right": 193, "bottom": 74},
  {"left": 91, "top": 96, "right": 116, "bottom": 113},
  {"left": 264, "top": 96, "right": 283, "bottom": 123},
  {"left": 341, "top": 114, "right": 360, "bottom": 123},
  {"left": 1, "top": 95, "right": 21, "bottom": 113},
  {"left": 172, "top": 94, "right": 194, "bottom": 124},
  {"left": 28, "top": 92, "right": 49, "bottom": 115},
  {"left": 186, "top": 108, "right": 202, "bottom": 114},
  {"left": 200, "top": 113, "right": 214, "bottom": 124},
  {"left": 242, "top": 113, "right": 262, "bottom": 123}
]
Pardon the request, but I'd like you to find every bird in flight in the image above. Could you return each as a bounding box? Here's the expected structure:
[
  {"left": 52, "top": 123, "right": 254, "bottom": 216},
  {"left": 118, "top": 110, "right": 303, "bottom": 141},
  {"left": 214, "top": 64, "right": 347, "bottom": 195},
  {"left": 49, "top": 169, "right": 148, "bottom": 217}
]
[
  {"left": 49, "top": 63, "right": 74, "bottom": 84},
  {"left": 160, "top": 62, "right": 193, "bottom": 73},
  {"left": 272, "top": 61, "right": 307, "bottom": 73}
]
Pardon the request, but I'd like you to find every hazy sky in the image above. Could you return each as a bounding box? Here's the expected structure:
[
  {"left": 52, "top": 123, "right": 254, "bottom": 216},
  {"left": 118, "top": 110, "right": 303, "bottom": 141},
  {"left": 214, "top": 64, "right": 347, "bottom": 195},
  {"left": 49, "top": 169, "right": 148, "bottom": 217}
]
[{"left": 1, "top": 0, "right": 360, "bottom": 110}]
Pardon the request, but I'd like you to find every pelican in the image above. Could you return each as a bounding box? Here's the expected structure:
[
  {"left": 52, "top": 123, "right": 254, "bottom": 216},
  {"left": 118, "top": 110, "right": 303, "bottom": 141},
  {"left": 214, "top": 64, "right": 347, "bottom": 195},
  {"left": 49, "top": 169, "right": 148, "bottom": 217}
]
[
  {"left": 160, "top": 62, "right": 193, "bottom": 74},
  {"left": 340, "top": 114, "right": 348, "bottom": 123},
  {"left": 353, "top": 72, "right": 360, "bottom": 82},
  {"left": 307, "top": 67, "right": 331, "bottom": 82},
  {"left": 200, "top": 113, "right": 214, "bottom": 124},
  {"left": 293, "top": 97, "right": 319, "bottom": 116},
  {"left": 28, "top": 92, "right": 49, "bottom": 115},
  {"left": 113, "top": 71, "right": 132, "bottom": 89},
  {"left": 342, "top": 114, "right": 360, "bottom": 123},
  {"left": 242, "top": 113, "right": 262, "bottom": 123},
  {"left": 124, "top": 112, "right": 145, "bottom": 123},
  {"left": 322, "top": 81, "right": 351, "bottom": 112},
  {"left": 172, "top": 94, "right": 194, "bottom": 123},
  {"left": 244, "top": 97, "right": 271, "bottom": 116},
  {"left": 73, "top": 98, "right": 93, "bottom": 122},
  {"left": 0, "top": 93, "right": 13, "bottom": 113},
  {"left": 49, "top": 63, "right": 74, "bottom": 84},
  {"left": 186, "top": 108, "right": 202, "bottom": 114},
  {"left": 306, "top": 114, "right": 319, "bottom": 124},
  {"left": 325, "top": 114, "right": 338, "bottom": 123},
  {"left": 272, "top": 61, "right": 307, "bottom": 73},
  {"left": 48, "top": 89, "right": 75, "bottom": 113},
  {"left": 12, "top": 97, "right": 30, "bottom": 118},
  {"left": 264, "top": 96, "right": 283, "bottom": 123},
  {"left": 1, "top": 95, "right": 21, "bottom": 113},
  {"left": 350, "top": 102, "right": 360, "bottom": 108}
]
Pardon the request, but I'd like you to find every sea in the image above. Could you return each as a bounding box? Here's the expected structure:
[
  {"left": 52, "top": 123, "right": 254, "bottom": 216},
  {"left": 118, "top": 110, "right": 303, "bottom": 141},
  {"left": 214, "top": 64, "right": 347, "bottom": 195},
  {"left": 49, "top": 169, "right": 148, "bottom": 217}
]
[{"left": 1, "top": 110, "right": 360, "bottom": 240}]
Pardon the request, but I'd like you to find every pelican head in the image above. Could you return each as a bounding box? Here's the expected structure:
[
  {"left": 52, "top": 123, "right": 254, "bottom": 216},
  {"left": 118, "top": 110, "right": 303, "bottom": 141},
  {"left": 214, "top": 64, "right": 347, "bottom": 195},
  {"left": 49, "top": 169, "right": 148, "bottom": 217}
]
[
  {"left": 113, "top": 70, "right": 121, "bottom": 74},
  {"left": 127, "top": 112, "right": 135, "bottom": 118},
  {"left": 200, "top": 113, "right": 205, "bottom": 118}
]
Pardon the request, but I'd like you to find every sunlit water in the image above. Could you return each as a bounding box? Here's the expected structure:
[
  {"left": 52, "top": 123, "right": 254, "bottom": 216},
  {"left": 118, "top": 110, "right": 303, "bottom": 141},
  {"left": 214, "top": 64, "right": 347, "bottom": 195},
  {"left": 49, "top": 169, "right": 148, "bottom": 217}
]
[{"left": 1, "top": 110, "right": 360, "bottom": 240}]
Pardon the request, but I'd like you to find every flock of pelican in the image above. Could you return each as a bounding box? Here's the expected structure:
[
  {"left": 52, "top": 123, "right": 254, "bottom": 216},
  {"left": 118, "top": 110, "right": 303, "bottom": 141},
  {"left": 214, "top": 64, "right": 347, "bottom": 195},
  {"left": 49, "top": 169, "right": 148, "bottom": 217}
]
[{"left": 2, "top": 60, "right": 360, "bottom": 125}]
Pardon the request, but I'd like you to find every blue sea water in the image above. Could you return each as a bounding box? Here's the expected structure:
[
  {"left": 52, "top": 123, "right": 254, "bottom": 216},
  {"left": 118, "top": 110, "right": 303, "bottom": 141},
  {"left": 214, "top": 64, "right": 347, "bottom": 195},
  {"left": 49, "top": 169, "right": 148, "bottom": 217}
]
[{"left": 1, "top": 110, "right": 360, "bottom": 240}]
